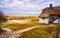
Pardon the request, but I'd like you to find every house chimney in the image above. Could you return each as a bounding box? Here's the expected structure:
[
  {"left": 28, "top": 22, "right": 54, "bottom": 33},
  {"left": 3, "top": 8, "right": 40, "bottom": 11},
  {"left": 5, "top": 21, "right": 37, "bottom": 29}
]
[{"left": 49, "top": 4, "right": 53, "bottom": 11}]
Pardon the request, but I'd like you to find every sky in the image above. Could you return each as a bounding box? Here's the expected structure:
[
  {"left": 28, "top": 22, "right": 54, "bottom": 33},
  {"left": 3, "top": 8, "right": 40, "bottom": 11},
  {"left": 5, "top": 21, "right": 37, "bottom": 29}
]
[{"left": 0, "top": 0, "right": 60, "bottom": 16}]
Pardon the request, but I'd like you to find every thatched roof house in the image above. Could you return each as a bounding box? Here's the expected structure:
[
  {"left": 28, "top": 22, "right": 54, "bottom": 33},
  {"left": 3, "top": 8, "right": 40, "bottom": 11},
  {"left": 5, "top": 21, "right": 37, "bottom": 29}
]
[
  {"left": 39, "top": 4, "right": 60, "bottom": 24},
  {"left": 39, "top": 4, "right": 60, "bottom": 18}
]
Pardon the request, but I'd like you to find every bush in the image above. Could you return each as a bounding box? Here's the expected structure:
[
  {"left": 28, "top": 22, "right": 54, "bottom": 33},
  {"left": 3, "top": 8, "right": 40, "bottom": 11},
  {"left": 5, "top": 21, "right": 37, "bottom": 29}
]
[{"left": 0, "top": 11, "right": 7, "bottom": 23}]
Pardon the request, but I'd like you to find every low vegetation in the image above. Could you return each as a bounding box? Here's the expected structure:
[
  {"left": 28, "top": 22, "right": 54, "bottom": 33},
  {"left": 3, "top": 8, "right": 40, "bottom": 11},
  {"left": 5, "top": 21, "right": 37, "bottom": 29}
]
[
  {"left": 6, "top": 16, "right": 38, "bottom": 20},
  {"left": 1, "top": 19, "right": 60, "bottom": 38},
  {"left": 0, "top": 15, "right": 60, "bottom": 38}
]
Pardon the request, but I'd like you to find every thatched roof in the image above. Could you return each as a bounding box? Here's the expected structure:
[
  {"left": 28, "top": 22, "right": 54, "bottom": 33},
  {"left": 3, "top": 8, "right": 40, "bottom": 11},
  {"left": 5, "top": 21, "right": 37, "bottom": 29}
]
[
  {"left": 51, "top": 6, "right": 60, "bottom": 14},
  {"left": 39, "top": 4, "right": 60, "bottom": 18},
  {"left": 39, "top": 7, "right": 50, "bottom": 18}
]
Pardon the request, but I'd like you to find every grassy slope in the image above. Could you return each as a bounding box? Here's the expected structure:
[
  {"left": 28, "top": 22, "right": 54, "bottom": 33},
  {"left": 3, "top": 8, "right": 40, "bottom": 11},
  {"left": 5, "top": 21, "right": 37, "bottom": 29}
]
[
  {"left": 1, "top": 20, "right": 60, "bottom": 38},
  {"left": 20, "top": 25, "right": 59, "bottom": 38}
]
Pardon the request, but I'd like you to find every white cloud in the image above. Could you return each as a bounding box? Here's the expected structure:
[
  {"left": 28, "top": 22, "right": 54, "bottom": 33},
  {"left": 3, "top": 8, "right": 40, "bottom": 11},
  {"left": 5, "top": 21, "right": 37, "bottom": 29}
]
[
  {"left": 0, "top": 0, "right": 60, "bottom": 10},
  {"left": 0, "top": 0, "right": 60, "bottom": 15},
  {"left": 0, "top": 0, "right": 39, "bottom": 10}
]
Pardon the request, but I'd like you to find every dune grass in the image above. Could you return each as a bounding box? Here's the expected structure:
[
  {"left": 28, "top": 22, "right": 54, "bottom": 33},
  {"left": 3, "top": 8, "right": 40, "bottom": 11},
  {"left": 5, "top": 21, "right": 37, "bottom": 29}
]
[
  {"left": 20, "top": 25, "right": 60, "bottom": 38},
  {"left": 1, "top": 19, "right": 60, "bottom": 38}
]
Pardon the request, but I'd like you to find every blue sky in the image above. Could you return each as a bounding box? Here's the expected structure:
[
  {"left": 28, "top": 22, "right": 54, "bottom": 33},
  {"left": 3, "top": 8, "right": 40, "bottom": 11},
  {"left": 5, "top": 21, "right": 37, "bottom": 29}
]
[{"left": 0, "top": 0, "right": 60, "bottom": 16}]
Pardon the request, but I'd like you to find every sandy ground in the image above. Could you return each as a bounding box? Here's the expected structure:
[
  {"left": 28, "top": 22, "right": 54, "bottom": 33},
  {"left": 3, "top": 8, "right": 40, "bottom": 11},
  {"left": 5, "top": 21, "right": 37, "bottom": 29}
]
[{"left": 4, "top": 20, "right": 31, "bottom": 24}]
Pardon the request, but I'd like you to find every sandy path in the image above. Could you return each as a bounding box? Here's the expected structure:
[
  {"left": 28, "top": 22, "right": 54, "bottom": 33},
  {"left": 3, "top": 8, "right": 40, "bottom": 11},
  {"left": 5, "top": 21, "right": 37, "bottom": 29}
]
[
  {"left": 0, "top": 26, "right": 40, "bottom": 38},
  {"left": 4, "top": 20, "right": 31, "bottom": 24}
]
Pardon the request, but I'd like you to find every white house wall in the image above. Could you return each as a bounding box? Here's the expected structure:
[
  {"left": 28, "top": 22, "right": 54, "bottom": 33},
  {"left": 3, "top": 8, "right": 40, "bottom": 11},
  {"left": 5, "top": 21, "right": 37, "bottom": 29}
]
[
  {"left": 39, "top": 18, "right": 58, "bottom": 24},
  {"left": 53, "top": 19, "right": 58, "bottom": 23},
  {"left": 39, "top": 18, "right": 49, "bottom": 24}
]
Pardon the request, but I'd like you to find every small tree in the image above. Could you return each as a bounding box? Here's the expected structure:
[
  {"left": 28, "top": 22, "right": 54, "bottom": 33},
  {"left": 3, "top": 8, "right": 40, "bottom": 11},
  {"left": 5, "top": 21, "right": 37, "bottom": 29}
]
[
  {"left": 0, "top": 11, "right": 7, "bottom": 32},
  {"left": 0, "top": 11, "right": 7, "bottom": 23}
]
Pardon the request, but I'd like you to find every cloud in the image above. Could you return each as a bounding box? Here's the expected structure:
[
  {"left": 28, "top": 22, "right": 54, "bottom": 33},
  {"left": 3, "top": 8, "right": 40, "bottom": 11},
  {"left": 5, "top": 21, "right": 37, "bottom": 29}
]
[
  {"left": 0, "top": 0, "right": 60, "bottom": 9},
  {"left": 0, "top": 0, "right": 39, "bottom": 10},
  {"left": 0, "top": 0, "right": 60, "bottom": 15}
]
